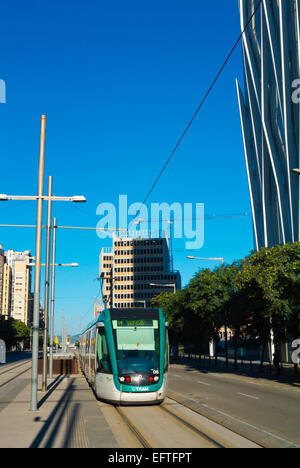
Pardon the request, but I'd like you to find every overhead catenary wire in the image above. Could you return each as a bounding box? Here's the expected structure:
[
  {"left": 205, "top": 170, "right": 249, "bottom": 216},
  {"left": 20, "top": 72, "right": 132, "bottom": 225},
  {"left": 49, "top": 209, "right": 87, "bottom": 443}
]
[
  {"left": 141, "top": 0, "right": 263, "bottom": 206},
  {"left": 0, "top": 212, "right": 251, "bottom": 231}
]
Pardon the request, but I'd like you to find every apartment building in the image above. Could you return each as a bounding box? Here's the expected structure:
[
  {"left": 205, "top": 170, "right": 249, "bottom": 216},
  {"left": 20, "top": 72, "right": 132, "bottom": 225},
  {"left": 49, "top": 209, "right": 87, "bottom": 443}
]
[
  {"left": 0, "top": 246, "right": 4, "bottom": 317},
  {"left": 99, "top": 232, "right": 181, "bottom": 309},
  {"left": 5, "top": 250, "right": 32, "bottom": 325},
  {"left": 2, "top": 263, "right": 12, "bottom": 320}
]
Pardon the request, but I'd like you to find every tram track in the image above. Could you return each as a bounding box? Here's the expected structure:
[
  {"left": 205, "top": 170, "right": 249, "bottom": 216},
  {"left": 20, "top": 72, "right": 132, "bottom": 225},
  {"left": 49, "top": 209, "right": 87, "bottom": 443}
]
[
  {"left": 0, "top": 361, "right": 32, "bottom": 390},
  {"left": 102, "top": 397, "right": 261, "bottom": 448},
  {"left": 110, "top": 400, "right": 227, "bottom": 448},
  {"left": 114, "top": 406, "right": 152, "bottom": 448},
  {"left": 0, "top": 359, "right": 31, "bottom": 377},
  {"left": 159, "top": 402, "right": 225, "bottom": 448}
]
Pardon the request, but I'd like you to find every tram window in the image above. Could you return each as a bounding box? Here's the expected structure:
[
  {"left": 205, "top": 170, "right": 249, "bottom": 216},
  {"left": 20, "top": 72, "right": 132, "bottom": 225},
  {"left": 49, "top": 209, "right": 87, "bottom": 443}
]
[
  {"left": 90, "top": 328, "right": 96, "bottom": 358},
  {"left": 112, "top": 320, "right": 160, "bottom": 373},
  {"left": 164, "top": 330, "right": 169, "bottom": 372},
  {"left": 97, "top": 331, "right": 112, "bottom": 373},
  {"left": 86, "top": 331, "right": 91, "bottom": 353}
]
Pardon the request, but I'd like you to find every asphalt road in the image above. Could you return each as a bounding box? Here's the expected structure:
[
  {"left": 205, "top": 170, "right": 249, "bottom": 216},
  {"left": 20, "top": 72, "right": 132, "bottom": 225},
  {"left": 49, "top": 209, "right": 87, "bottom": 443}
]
[{"left": 169, "top": 363, "right": 300, "bottom": 446}]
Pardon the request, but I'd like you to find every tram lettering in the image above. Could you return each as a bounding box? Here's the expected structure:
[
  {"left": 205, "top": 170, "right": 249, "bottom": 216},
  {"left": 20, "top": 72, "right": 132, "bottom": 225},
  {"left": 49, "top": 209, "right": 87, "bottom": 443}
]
[
  {"left": 108, "top": 453, "right": 143, "bottom": 466},
  {"left": 132, "top": 386, "right": 149, "bottom": 392}
]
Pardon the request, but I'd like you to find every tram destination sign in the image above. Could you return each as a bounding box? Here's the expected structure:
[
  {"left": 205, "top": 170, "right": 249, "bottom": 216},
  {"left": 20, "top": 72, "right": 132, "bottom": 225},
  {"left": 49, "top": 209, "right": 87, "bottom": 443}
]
[{"left": 116, "top": 319, "right": 157, "bottom": 328}]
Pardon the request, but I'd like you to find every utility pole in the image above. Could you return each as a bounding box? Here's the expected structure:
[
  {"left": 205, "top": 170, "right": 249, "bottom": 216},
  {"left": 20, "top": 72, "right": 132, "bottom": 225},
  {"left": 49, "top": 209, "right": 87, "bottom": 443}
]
[
  {"left": 30, "top": 115, "right": 46, "bottom": 412},
  {"left": 61, "top": 310, "right": 67, "bottom": 354},
  {"left": 49, "top": 218, "right": 57, "bottom": 379},
  {"left": 42, "top": 176, "right": 52, "bottom": 392}
]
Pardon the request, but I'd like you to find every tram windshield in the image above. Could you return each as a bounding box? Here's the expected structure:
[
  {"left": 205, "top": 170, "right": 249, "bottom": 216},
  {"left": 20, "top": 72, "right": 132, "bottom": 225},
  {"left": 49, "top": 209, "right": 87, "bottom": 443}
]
[{"left": 112, "top": 319, "right": 160, "bottom": 374}]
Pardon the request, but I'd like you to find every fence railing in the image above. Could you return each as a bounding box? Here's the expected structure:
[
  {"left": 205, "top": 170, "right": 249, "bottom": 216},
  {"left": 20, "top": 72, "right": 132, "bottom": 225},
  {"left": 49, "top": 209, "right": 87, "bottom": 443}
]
[{"left": 172, "top": 352, "right": 299, "bottom": 378}]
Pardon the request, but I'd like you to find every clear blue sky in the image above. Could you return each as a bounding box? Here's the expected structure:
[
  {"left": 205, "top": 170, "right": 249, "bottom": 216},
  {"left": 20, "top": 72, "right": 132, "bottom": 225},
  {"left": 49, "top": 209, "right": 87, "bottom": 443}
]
[{"left": 0, "top": 0, "right": 254, "bottom": 335}]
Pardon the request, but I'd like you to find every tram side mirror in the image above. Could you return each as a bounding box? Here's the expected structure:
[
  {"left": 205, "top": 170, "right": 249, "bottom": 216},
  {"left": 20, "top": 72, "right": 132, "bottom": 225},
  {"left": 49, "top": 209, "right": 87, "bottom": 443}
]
[
  {"left": 165, "top": 322, "right": 169, "bottom": 328},
  {"left": 97, "top": 322, "right": 105, "bottom": 335}
]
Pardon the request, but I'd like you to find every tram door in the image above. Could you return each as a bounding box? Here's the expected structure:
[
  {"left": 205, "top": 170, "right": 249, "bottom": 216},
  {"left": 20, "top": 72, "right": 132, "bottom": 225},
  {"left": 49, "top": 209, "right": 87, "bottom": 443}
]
[
  {"left": 95, "top": 327, "right": 113, "bottom": 398},
  {"left": 90, "top": 328, "right": 96, "bottom": 379}
]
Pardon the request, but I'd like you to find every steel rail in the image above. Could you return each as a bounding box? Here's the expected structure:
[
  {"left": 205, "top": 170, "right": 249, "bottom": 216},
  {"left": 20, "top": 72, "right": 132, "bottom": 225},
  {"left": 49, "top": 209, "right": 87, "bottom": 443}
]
[
  {"left": 159, "top": 402, "right": 225, "bottom": 448},
  {"left": 0, "top": 359, "right": 31, "bottom": 377},
  {"left": 114, "top": 406, "right": 152, "bottom": 449},
  {"left": 0, "top": 365, "right": 31, "bottom": 389}
]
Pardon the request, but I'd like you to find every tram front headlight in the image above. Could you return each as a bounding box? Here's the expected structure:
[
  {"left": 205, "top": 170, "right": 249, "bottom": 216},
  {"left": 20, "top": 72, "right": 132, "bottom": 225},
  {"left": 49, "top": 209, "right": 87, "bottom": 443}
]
[
  {"left": 132, "top": 375, "right": 143, "bottom": 384},
  {"left": 119, "top": 376, "right": 125, "bottom": 383}
]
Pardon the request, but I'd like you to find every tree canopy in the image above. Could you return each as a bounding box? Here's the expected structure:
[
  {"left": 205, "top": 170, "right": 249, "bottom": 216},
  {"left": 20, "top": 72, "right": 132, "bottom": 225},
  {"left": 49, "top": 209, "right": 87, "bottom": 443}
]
[{"left": 153, "top": 242, "right": 300, "bottom": 358}]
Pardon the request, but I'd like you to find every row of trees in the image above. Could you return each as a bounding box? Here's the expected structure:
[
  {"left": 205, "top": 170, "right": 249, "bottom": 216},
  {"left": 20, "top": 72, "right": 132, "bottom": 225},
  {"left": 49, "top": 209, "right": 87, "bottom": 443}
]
[
  {"left": 0, "top": 318, "right": 34, "bottom": 350},
  {"left": 153, "top": 242, "right": 300, "bottom": 369}
]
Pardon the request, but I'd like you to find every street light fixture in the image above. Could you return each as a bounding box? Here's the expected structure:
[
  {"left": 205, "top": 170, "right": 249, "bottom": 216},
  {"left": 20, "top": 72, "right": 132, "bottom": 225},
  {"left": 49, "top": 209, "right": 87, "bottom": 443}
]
[
  {"left": 292, "top": 168, "right": 300, "bottom": 175},
  {"left": 71, "top": 196, "right": 87, "bottom": 203},
  {"left": 0, "top": 194, "right": 86, "bottom": 203},
  {"left": 29, "top": 263, "right": 79, "bottom": 267},
  {"left": 97, "top": 272, "right": 111, "bottom": 309},
  {"left": 187, "top": 256, "right": 224, "bottom": 265}
]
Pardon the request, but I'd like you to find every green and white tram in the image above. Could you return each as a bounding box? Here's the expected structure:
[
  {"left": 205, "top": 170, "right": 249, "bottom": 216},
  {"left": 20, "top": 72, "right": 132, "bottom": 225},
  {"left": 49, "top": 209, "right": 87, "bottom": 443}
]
[{"left": 79, "top": 308, "right": 169, "bottom": 405}]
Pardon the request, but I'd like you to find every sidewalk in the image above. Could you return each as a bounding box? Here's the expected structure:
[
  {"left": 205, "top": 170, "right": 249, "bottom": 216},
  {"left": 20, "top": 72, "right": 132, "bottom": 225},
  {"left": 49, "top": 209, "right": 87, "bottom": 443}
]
[{"left": 0, "top": 370, "right": 119, "bottom": 448}]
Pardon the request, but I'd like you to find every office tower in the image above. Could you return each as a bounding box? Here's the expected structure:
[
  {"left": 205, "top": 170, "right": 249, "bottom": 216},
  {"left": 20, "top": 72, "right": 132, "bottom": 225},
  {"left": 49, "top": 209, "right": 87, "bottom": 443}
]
[
  {"left": 99, "top": 233, "right": 181, "bottom": 309},
  {"left": 237, "top": 0, "right": 300, "bottom": 249}
]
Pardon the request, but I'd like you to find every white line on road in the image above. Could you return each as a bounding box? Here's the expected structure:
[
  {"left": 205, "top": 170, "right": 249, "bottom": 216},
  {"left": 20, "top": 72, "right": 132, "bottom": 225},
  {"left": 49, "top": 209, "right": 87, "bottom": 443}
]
[
  {"left": 238, "top": 392, "right": 259, "bottom": 400},
  {"left": 198, "top": 381, "right": 211, "bottom": 386}
]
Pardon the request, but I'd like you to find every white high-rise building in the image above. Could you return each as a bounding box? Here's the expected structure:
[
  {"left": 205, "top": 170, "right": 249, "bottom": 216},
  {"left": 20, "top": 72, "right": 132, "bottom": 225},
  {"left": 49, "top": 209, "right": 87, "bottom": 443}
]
[
  {"left": 0, "top": 246, "right": 5, "bottom": 317},
  {"left": 5, "top": 250, "right": 32, "bottom": 325},
  {"left": 99, "top": 232, "right": 181, "bottom": 309}
]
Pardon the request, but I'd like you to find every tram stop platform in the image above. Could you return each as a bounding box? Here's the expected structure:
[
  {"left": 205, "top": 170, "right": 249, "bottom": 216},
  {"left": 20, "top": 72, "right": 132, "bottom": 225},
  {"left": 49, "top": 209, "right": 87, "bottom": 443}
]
[{"left": 0, "top": 371, "right": 119, "bottom": 448}]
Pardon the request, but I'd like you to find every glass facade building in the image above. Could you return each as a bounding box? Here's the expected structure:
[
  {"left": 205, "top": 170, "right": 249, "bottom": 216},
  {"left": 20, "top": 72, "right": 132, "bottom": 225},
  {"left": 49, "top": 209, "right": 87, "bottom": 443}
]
[{"left": 237, "top": 0, "right": 300, "bottom": 250}]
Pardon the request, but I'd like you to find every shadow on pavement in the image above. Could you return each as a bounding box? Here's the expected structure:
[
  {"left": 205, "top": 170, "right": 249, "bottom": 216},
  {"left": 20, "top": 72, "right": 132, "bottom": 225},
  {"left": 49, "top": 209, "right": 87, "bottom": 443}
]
[{"left": 30, "top": 377, "right": 76, "bottom": 448}]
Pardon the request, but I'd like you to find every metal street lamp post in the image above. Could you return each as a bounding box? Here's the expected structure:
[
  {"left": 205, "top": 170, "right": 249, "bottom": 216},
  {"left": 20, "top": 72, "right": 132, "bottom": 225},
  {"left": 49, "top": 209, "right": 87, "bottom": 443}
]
[
  {"left": 186, "top": 256, "right": 224, "bottom": 358},
  {"left": 46, "top": 219, "right": 79, "bottom": 380},
  {"left": 49, "top": 218, "right": 57, "bottom": 380},
  {"left": 0, "top": 116, "right": 86, "bottom": 411},
  {"left": 42, "top": 176, "right": 52, "bottom": 392},
  {"left": 31, "top": 114, "right": 45, "bottom": 412}
]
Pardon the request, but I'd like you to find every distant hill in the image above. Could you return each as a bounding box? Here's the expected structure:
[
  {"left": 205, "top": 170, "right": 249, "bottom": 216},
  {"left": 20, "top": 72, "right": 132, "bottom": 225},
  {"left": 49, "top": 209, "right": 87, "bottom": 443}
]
[{"left": 54, "top": 334, "right": 80, "bottom": 344}]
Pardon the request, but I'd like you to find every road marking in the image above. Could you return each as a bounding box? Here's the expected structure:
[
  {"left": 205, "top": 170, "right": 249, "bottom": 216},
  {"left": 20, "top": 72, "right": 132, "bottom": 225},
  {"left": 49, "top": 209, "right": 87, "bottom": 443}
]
[
  {"left": 238, "top": 392, "right": 259, "bottom": 400},
  {"left": 198, "top": 381, "right": 211, "bottom": 386}
]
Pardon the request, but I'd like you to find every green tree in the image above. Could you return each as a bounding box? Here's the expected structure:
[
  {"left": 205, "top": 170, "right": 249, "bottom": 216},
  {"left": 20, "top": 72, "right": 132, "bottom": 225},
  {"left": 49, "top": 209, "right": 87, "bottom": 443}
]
[
  {"left": 237, "top": 243, "right": 300, "bottom": 372},
  {"left": 188, "top": 263, "right": 240, "bottom": 363},
  {"left": 0, "top": 318, "right": 31, "bottom": 350}
]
